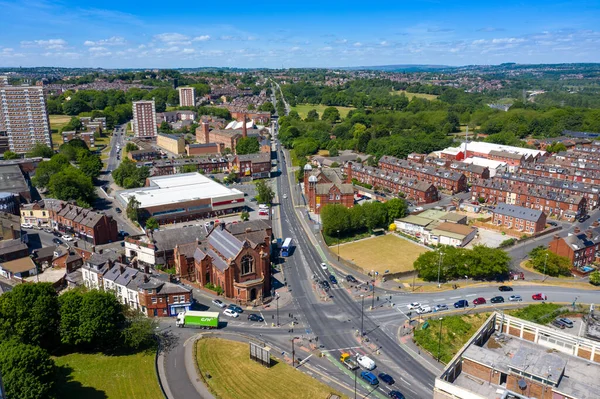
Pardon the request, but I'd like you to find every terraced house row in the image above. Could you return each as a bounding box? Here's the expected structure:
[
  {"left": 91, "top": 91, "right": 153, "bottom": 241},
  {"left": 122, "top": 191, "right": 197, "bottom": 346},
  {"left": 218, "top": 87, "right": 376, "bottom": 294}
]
[
  {"left": 345, "top": 163, "right": 439, "bottom": 204},
  {"left": 518, "top": 161, "right": 600, "bottom": 185},
  {"left": 378, "top": 155, "right": 467, "bottom": 193}
]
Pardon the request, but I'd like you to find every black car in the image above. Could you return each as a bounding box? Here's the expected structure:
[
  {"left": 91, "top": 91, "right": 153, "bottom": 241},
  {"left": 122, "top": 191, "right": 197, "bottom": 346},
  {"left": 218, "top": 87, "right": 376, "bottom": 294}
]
[
  {"left": 548, "top": 221, "right": 558, "bottom": 226},
  {"left": 115, "top": 207, "right": 122, "bottom": 214},
  {"left": 346, "top": 275, "right": 358, "bottom": 283},
  {"left": 490, "top": 296, "right": 504, "bottom": 304},
  {"left": 52, "top": 238, "right": 63, "bottom": 245},
  {"left": 498, "top": 285, "right": 513, "bottom": 292},
  {"left": 579, "top": 217, "right": 586, "bottom": 223},
  {"left": 329, "top": 275, "right": 338, "bottom": 284},
  {"left": 248, "top": 314, "right": 264, "bottom": 322},
  {"left": 389, "top": 391, "right": 405, "bottom": 399},
  {"left": 378, "top": 372, "right": 395, "bottom": 385},
  {"left": 227, "top": 304, "right": 243, "bottom": 314},
  {"left": 320, "top": 280, "right": 330, "bottom": 290},
  {"left": 53, "top": 231, "right": 62, "bottom": 237}
]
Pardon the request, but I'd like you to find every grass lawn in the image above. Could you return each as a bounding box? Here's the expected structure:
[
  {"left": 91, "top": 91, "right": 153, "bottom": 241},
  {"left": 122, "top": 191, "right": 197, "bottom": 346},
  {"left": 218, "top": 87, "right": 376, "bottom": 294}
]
[
  {"left": 54, "top": 351, "right": 163, "bottom": 399},
  {"left": 414, "top": 313, "right": 490, "bottom": 364},
  {"left": 291, "top": 103, "right": 355, "bottom": 119},
  {"left": 338, "top": 234, "right": 428, "bottom": 274},
  {"left": 196, "top": 338, "right": 344, "bottom": 399},
  {"left": 390, "top": 90, "right": 438, "bottom": 101},
  {"left": 49, "top": 115, "right": 72, "bottom": 149}
]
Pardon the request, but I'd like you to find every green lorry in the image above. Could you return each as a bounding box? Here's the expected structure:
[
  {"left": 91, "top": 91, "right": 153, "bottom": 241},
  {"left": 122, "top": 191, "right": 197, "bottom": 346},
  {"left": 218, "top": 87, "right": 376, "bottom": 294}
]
[{"left": 176, "top": 310, "right": 219, "bottom": 329}]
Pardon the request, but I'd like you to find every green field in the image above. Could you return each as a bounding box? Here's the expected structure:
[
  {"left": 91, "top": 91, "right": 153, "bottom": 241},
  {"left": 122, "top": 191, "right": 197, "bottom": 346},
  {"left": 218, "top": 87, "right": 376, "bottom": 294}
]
[
  {"left": 390, "top": 90, "right": 438, "bottom": 101},
  {"left": 338, "top": 234, "right": 428, "bottom": 274},
  {"left": 196, "top": 337, "right": 344, "bottom": 399},
  {"left": 49, "top": 115, "right": 72, "bottom": 148},
  {"left": 54, "top": 351, "right": 163, "bottom": 399},
  {"left": 291, "top": 104, "right": 355, "bottom": 119}
]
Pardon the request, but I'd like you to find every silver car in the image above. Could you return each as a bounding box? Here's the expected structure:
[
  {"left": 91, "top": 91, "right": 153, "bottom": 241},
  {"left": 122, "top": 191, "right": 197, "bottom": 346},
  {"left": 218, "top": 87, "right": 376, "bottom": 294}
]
[{"left": 509, "top": 295, "right": 522, "bottom": 302}]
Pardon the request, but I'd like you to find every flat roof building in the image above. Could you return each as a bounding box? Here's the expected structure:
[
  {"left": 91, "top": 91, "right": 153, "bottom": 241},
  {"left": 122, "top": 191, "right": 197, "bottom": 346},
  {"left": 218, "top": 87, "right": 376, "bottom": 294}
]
[
  {"left": 132, "top": 100, "right": 157, "bottom": 139},
  {"left": 117, "top": 173, "right": 244, "bottom": 224}
]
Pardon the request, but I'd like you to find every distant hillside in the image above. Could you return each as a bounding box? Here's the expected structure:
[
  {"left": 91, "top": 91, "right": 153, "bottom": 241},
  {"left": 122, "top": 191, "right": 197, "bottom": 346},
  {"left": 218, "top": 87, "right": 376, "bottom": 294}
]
[{"left": 340, "top": 64, "right": 453, "bottom": 72}]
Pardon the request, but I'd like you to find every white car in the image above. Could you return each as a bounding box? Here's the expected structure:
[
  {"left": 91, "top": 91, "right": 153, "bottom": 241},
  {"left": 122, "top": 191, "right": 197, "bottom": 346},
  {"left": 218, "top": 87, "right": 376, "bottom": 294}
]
[
  {"left": 62, "top": 235, "right": 74, "bottom": 242},
  {"left": 408, "top": 302, "right": 421, "bottom": 310},
  {"left": 417, "top": 305, "right": 432, "bottom": 314},
  {"left": 356, "top": 355, "right": 376, "bottom": 370},
  {"left": 21, "top": 223, "right": 33, "bottom": 229},
  {"left": 212, "top": 299, "right": 226, "bottom": 308},
  {"left": 223, "top": 309, "right": 239, "bottom": 318},
  {"left": 320, "top": 262, "right": 328, "bottom": 270},
  {"left": 509, "top": 295, "right": 523, "bottom": 302},
  {"left": 283, "top": 194, "right": 287, "bottom": 199}
]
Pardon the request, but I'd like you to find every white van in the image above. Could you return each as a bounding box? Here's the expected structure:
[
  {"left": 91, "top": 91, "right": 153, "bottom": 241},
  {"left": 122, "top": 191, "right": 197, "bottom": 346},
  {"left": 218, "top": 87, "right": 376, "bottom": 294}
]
[
  {"left": 417, "top": 305, "right": 432, "bottom": 314},
  {"left": 258, "top": 204, "right": 269, "bottom": 210},
  {"left": 356, "top": 355, "right": 376, "bottom": 370}
]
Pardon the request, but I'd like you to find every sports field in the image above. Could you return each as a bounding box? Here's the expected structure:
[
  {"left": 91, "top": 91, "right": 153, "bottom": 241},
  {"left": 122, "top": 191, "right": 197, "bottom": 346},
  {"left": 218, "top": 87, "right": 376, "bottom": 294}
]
[
  {"left": 291, "top": 104, "right": 355, "bottom": 119},
  {"left": 338, "top": 234, "right": 428, "bottom": 274},
  {"left": 390, "top": 90, "right": 438, "bottom": 100},
  {"left": 196, "top": 337, "right": 344, "bottom": 399}
]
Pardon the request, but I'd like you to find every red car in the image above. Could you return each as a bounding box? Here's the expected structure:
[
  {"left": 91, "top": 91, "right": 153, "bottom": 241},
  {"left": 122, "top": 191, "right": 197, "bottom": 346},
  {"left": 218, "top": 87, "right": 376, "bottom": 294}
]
[
  {"left": 473, "top": 297, "right": 486, "bottom": 305},
  {"left": 532, "top": 293, "right": 547, "bottom": 301}
]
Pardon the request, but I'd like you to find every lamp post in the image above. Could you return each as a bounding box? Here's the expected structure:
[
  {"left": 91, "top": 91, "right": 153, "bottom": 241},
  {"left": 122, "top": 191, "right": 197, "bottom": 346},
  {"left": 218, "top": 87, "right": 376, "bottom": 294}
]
[
  {"left": 337, "top": 229, "right": 340, "bottom": 261},
  {"left": 276, "top": 295, "right": 280, "bottom": 326},
  {"left": 412, "top": 271, "right": 416, "bottom": 292},
  {"left": 437, "top": 250, "right": 444, "bottom": 288},
  {"left": 437, "top": 317, "right": 444, "bottom": 362},
  {"left": 291, "top": 336, "right": 300, "bottom": 367},
  {"left": 360, "top": 294, "right": 365, "bottom": 337},
  {"left": 543, "top": 252, "right": 549, "bottom": 281},
  {"left": 353, "top": 367, "right": 357, "bottom": 399},
  {"left": 371, "top": 280, "right": 376, "bottom": 310}
]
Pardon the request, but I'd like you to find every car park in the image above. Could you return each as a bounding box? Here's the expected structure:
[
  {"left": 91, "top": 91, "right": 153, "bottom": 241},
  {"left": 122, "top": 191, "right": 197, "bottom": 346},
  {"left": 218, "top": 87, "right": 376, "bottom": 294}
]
[
  {"left": 223, "top": 309, "right": 239, "bottom": 318},
  {"left": 532, "top": 293, "right": 547, "bottom": 301},
  {"left": 417, "top": 305, "right": 432, "bottom": 314},
  {"left": 408, "top": 302, "right": 421, "bottom": 310},
  {"left": 473, "top": 297, "right": 487, "bottom": 305},
  {"left": 227, "top": 304, "right": 243, "bottom": 314},
  {"left": 212, "top": 299, "right": 226, "bottom": 308},
  {"left": 248, "top": 314, "right": 264, "bottom": 322},
  {"left": 454, "top": 300, "right": 469, "bottom": 308},
  {"left": 509, "top": 295, "right": 522, "bottom": 302},
  {"left": 558, "top": 318, "right": 574, "bottom": 328},
  {"left": 329, "top": 275, "right": 338, "bottom": 284},
  {"left": 378, "top": 372, "right": 395, "bottom": 385},
  {"left": 346, "top": 275, "right": 358, "bottom": 283},
  {"left": 551, "top": 319, "right": 566, "bottom": 329},
  {"left": 498, "top": 285, "right": 513, "bottom": 292},
  {"left": 389, "top": 391, "right": 406, "bottom": 399},
  {"left": 360, "top": 371, "right": 379, "bottom": 385},
  {"left": 434, "top": 304, "right": 448, "bottom": 312},
  {"left": 321, "top": 262, "right": 328, "bottom": 270},
  {"left": 490, "top": 296, "right": 504, "bottom": 304}
]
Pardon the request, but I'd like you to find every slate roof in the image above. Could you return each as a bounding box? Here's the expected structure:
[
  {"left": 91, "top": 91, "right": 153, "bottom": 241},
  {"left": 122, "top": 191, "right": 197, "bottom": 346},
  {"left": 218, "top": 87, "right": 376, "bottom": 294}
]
[
  {"left": 0, "top": 165, "right": 28, "bottom": 193},
  {"left": 0, "top": 239, "right": 27, "bottom": 256},
  {"left": 193, "top": 247, "right": 207, "bottom": 262},
  {"left": 562, "top": 227, "right": 600, "bottom": 250},
  {"left": 226, "top": 219, "right": 271, "bottom": 236},
  {"left": 315, "top": 183, "right": 354, "bottom": 195},
  {"left": 114, "top": 266, "right": 139, "bottom": 287},
  {"left": 207, "top": 248, "right": 229, "bottom": 272},
  {"left": 150, "top": 225, "right": 208, "bottom": 252},
  {"left": 209, "top": 226, "right": 243, "bottom": 260},
  {"left": 488, "top": 150, "right": 525, "bottom": 160},
  {"left": 493, "top": 203, "right": 544, "bottom": 222},
  {"left": 177, "top": 242, "right": 198, "bottom": 258}
]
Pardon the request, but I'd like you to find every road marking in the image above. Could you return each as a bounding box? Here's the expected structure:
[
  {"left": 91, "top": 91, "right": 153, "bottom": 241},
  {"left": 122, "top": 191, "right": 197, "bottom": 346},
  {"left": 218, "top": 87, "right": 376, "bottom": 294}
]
[
  {"left": 450, "top": 296, "right": 460, "bottom": 299},
  {"left": 321, "top": 346, "right": 361, "bottom": 353},
  {"left": 466, "top": 294, "right": 476, "bottom": 297},
  {"left": 400, "top": 377, "right": 412, "bottom": 386},
  {"left": 298, "top": 354, "right": 313, "bottom": 366}
]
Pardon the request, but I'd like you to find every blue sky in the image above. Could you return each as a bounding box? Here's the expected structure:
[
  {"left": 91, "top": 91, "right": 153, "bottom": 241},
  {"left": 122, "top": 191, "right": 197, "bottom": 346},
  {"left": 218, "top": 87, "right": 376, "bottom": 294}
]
[{"left": 1, "top": 0, "right": 600, "bottom": 68}]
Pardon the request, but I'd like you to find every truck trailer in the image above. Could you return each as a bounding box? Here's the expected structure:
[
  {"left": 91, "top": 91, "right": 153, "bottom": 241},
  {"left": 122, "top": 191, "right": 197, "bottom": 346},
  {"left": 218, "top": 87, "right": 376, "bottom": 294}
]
[{"left": 176, "top": 310, "right": 219, "bottom": 329}]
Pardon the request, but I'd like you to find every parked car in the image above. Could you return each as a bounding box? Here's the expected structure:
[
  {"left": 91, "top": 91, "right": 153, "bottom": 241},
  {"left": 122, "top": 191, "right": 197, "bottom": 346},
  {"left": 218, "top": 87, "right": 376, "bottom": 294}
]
[
  {"left": 62, "top": 235, "right": 74, "bottom": 242},
  {"left": 212, "top": 299, "right": 226, "bottom": 308},
  {"left": 416, "top": 305, "right": 432, "bottom": 314},
  {"left": 434, "top": 304, "right": 448, "bottom": 312},
  {"left": 558, "top": 318, "right": 574, "bottom": 328},
  {"left": 490, "top": 296, "right": 504, "bottom": 304},
  {"left": 346, "top": 275, "right": 358, "bottom": 283},
  {"left": 52, "top": 238, "right": 63, "bottom": 245},
  {"left": 21, "top": 223, "right": 33, "bottom": 229},
  {"left": 473, "top": 297, "right": 487, "bottom": 305},
  {"left": 551, "top": 319, "right": 566, "bottom": 329},
  {"left": 320, "top": 280, "right": 330, "bottom": 290},
  {"left": 389, "top": 391, "right": 406, "bottom": 399},
  {"left": 360, "top": 371, "right": 379, "bottom": 385},
  {"left": 320, "top": 262, "right": 328, "bottom": 270},
  {"left": 115, "top": 207, "right": 122, "bottom": 214},
  {"left": 509, "top": 295, "right": 522, "bottom": 302},
  {"left": 248, "top": 314, "right": 264, "bottom": 322},
  {"left": 498, "top": 285, "right": 513, "bottom": 292},
  {"left": 548, "top": 221, "right": 558, "bottom": 226},
  {"left": 414, "top": 206, "right": 424, "bottom": 212},
  {"left": 378, "top": 372, "right": 395, "bottom": 385},
  {"left": 578, "top": 217, "right": 586, "bottom": 223},
  {"left": 408, "top": 302, "right": 421, "bottom": 310},
  {"left": 329, "top": 275, "right": 338, "bottom": 285},
  {"left": 227, "top": 304, "right": 243, "bottom": 314},
  {"left": 454, "top": 300, "right": 469, "bottom": 308},
  {"left": 532, "top": 293, "right": 547, "bottom": 301},
  {"left": 44, "top": 228, "right": 52, "bottom": 233},
  {"left": 223, "top": 309, "right": 239, "bottom": 318}
]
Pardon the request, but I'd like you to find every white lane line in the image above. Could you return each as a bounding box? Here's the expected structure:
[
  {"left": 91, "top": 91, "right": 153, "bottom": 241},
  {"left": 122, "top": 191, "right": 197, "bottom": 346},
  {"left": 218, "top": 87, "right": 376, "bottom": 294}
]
[
  {"left": 321, "top": 346, "right": 361, "bottom": 353},
  {"left": 298, "top": 354, "right": 313, "bottom": 366},
  {"left": 450, "top": 296, "right": 460, "bottom": 299},
  {"left": 260, "top": 310, "right": 268, "bottom": 326},
  {"left": 400, "top": 377, "right": 412, "bottom": 386},
  {"left": 466, "top": 294, "right": 476, "bottom": 297}
]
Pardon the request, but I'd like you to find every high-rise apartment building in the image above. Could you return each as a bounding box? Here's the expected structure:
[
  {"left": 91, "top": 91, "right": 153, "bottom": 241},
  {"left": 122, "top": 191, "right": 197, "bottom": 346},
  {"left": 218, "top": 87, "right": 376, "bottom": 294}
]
[
  {"left": 132, "top": 100, "right": 158, "bottom": 138},
  {"left": 178, "top": 87, "right": 196, "bottom": 107},
  {"left": 0, "top": 76, "right": 52, "bottom": 153}
]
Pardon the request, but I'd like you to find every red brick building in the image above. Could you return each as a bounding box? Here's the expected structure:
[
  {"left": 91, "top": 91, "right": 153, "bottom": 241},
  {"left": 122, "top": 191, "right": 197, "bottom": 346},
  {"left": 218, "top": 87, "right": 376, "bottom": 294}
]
[
  {"left": 185, "top": 143, "right": 223, "bottom": 156},
  {"left": 491, "top": 203, "right": 547, "bottom": 234},
  {"left": 49, "top": 202, "right": 119, "bottom": 245},
  {"left": 345, "top": 163, "right": 438, "bottom": 204},
  {"left": 379, "top": 155, "right": 467, "bottom": 193},
  {"left": 230, "top": 111, "right": 271, "bottom": 125},
  {"left": 549, "top": 225, "right": 600, "bottom": 270},
  {"left": 137, "top": 276, "right": 193, "bottom": 317},
  {"left": 303, "top": 164, "right": 354, "bottom": 214}
]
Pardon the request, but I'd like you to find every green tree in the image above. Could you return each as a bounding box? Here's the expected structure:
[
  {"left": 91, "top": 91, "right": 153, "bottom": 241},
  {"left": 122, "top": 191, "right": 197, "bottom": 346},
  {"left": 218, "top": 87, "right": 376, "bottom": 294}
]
[
  {"left": 467, "top": 245, "right": 510, "bottom": 280},
  {"left": 26, "top": 143, "right": 54, "bottom": 158},
  {"left": 158, "top": 121, "right": 172, "bottom": 133},
  {"left": 126, "top": 195, "right": 141, "bottom": 222},
  {"left": 306, "top": 109, "right": 319, "bottom": 121},
  {"left": 247, "top": 103, "right": 256, "bottom": 111},
  {"left": 362, "top": 201, "right": 388, "bottom": 231},
  {"left": 546, "top": 142, "right": 568, "bottom": 153},
  {"left": 321, "top": 204, "right": 351, "bottom": 236},
  {"left": 255, "top": 179, "right": 275, "bottom": 205},
  {"left": 590, "top": 271, "right": 600, "bottom": 286},
  {"left": 112, "top": 158, "right": 150, "bottom": 188},
  {"left": 77, "top": 290, "right": 125, "bottom": 351},
  {"left": 125, "top": 142, "right": 139, "bottom": 153},
  {"left": 235, "top": 137, "right": 260, "bottom": 155},
  {"left": 145, "top": 217, "right": 159, "bottom": 231},
  {"left": 60, "top": 117, "right": 83, "bottom": 133},
  {"left": 0, "top": 283, "right": 60, "bottom": 350},
  {"left": 385, "top": 198, "right": 408, "bottom": 222},
  {"left": 3, "top": 150, "right": 19, "bottom": 160},
  {"left": 121, "top": 311, "right": 157, "bottom": 351},
  {"left": 78, "top": 153, "right": 102, "bottom": 179},
  {"left": 240, "top": 210, "right": 250, "bottom": 221},
  {"left": 31, "top": 154, "right": 70, "bottom": 189},
  {"left": 0, "top": 340, "right": 57, "bottom": 399},
  {"left": 179, "top": 164, "right": 198, "bottom": 173},
  {"left": 529, "top": 247, "right": 571, "bottom": 276},
  {"left": 259, "top": 101, "right": 275, "bottom": 114},
  {"left": 225, "top": 171, "right": 239, "bottom": 183},
  {"left": 322, "top": 106, "right": 341, "bottom": 123},
  {"left": 58, "top": 289, "right": 84, "bottom": 347},
  {"left": 48, "top": 167, "right": 96, "bottom": 207}
]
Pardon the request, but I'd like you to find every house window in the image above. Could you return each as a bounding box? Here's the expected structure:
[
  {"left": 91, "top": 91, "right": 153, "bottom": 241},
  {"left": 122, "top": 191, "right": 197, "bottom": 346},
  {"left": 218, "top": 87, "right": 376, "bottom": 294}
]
[
  {"left": 329, "top": 194, "right": 334, "bottom": 200},
  {"left": 241, "top": 255, "right": 255, "bottom": 275},
  {"left": 180, "top": 295, "right": 185, "bottom": 303},
  {"left": 336, "top": 195, "right": 340, "bottom": 200},
  {"left": 172, "top": 296, "right": 179, "bottom": 304},
  {"left": 152, "top": 297, "right": 157, "bottom": 304}
]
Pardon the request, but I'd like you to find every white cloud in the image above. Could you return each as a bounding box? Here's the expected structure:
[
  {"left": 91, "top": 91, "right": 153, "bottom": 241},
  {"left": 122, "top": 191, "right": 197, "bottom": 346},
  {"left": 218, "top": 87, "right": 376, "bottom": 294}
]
[
  {"left": 491, "top": 37, "right": 525, "bottom": 44},
  {"left": 192, "top": 35, "right": 210, "bottom": 42},
  {"left": 21, "top": 39, "right": 68, "bottom": 50},
  {"left": 154, "top": 33, "right": 191, "bottom": 45},
  {"left": 290, "top": 46, "right": 301, "bottom": 51},
  {"left": 353, "top": 42, "right": 362, "bottom": 47},
  {"left": 320, "top": 46, "right": 333, "bottom": 51},
  {"left": 83, "top": 36, "right": 126, "bottom": 46},
  {"left": 88, "top": 47, "right": 108, "bottom": 52},
  {"left": 182, "top": 48, "right": 195, "bottom": 54}
]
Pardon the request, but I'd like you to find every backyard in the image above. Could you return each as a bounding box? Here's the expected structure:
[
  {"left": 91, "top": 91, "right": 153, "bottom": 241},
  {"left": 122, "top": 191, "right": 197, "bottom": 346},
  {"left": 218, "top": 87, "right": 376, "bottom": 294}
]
[
  {"left": 195, "top": 337, "right": 344, "bottom": 399},
  {"left": 291, "top": 103, "right": 355, "bottom": 119},
  {"left": 53, "top": 351, "right": 163, "bottom": 399},
  {"left": 337, "top": 234, "right": 428, "bottom": 274}
]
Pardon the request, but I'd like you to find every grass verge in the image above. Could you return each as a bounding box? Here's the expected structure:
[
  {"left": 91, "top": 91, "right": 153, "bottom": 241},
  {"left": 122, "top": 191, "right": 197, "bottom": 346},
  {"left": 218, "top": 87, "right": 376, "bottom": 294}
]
[
  {"left": 291, "top": 104, "right": 355, "bottom": 119},
  {"left": 338, "top": 234, "right": 427, "bottom": 274},
  {"left": 323, "top": 230, "right": 371, "bottom": 246},
  {"left": 507, "top": 303, "right": 566, "bottom": 325},
  {"left": 54, "top": 350, "right": 163, "bottom": 399},
  {"left": 195, "top": 337, "right": 344, "bottom": 399}
]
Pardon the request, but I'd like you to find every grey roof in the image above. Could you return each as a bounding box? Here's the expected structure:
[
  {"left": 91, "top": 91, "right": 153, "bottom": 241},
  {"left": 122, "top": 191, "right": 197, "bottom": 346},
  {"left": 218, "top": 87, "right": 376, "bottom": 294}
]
[
  {"left": 207, "top": 248, "right": 229, "bottom": 272},
  {"left": 0, "top": 165, "right": 28, "bottom": 194},
  {"left": 562, "top": 227, "right": 600, "bottom": 250},
  {"left": 187, "top": 143, "right": 220, "bottom": 148},
  {"left": 237, "top": 152, "right": 271, "bottom": 163},
  {"left": 114, "top": 266, "right": 139, "bottom": 287},
  {"left": 150, "top": 225, "right": 207, "bottom": 252},
  {"left": 209, "top": 226, "right": 243, "bottom": 260},
  {"left": 158, "top": 133, "right": 183, "bottom": 140},
  {"left": 126, "top": 272, "right": 147, "bottom": 292},
  {"left": 177, "top": 242, "right": 197, "bottom": 258},
  {"left": 0, "top": 239, "right": 27, "bottom": 256},
  {"left": 193, "top": 247, "right": 207, "bottom": 262},
  {"left": 226, "top": 219, "right": 271, "bottom": 236},
  {"left": 0, "top": 280, "right": 13, "bottom": 295},
  {"left": 32, "top": 246, "right": 57, "bottom": 260},
  {"left": 488, "top": 150, "right": 525, "bottom": 160},
  {"left": 493, "top": 203, "right": 544, "bottom": 222},
  {"left": 509, "top": 347, "right": 565, "bottom": 385},
  {"left": 103, "top": 264, "right": 123, "bottom": 282},
  {"left": 315, "top": 183, "right": 354, "bottom": 195},
  {"left": 156, "top": 279, "right": 191, "bottom": 295},
  {"left": 379, "top": 155, "right": 465, "bottom": 181},
  {"left": 65, "top": 269, "right": 82, "bottom": 286}
]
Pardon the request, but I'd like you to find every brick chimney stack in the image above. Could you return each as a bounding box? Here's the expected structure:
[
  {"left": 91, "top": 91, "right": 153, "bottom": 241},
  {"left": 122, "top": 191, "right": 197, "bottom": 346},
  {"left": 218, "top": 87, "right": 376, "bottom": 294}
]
[
  {"left": 586, "top": 229, "right": 593, "bottom": 239},
  {"left": 574, "top": 227, "right": 581, "bottom": 234},
  {"left": 202, "top": 120, "right": 210, "bottom": 143},
  {"left": 242, "top": 114, "right": 248, "bottom": 138}
]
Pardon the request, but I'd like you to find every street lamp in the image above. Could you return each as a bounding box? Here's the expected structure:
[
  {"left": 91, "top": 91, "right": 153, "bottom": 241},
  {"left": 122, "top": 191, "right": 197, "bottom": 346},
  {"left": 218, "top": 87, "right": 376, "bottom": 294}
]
[
  {"left": 543, "top": 252, "right": 549, "bottom": 281},
  {"left": 371, "top": 281, "right": 376, "bottom": 310},
  {"left": 291, "top": 336, "right": 300, "bottom": 367},
  {"left": 360, "top": 294, "right": 365, "bottom": 337},
  {"left": 353, "top": 367, "right": 357, "bottom": 399},
  {"left": 437, "top": 317, "right": 444, "bottom": 362},
  {"left": 337, "top": 229, "right": 340, "bottom": 261},
  {"left": 276, "top": 295, "right": 280, "bottom": 326},
  {"left": 437, "top": 250, "right": 444, "bottom": 288}
]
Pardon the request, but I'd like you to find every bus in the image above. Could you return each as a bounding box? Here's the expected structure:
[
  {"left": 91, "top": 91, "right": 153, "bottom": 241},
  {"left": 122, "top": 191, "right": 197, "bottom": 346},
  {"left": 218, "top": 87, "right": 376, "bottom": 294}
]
[{"left": 281, "top": 238, "right": 293, "bottom": 257}]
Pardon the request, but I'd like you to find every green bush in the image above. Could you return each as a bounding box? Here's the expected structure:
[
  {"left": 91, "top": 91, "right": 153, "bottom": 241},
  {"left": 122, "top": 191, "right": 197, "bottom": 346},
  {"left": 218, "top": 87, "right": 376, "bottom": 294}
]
[
  {"left": 205, "top": 283, "right": 224, "bottom": 295},
  {"left": 499, "top": 238, "right": 516, "bottom": 248},
  {"left": 510, "top": 304, "right": 565, "bottom": 325}
]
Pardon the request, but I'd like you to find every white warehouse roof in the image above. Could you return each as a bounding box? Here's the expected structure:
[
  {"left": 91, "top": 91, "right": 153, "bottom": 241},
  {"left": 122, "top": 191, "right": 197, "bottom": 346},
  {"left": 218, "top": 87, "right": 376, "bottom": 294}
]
[
  {"left": 456, "top": 142, "right": 546, "bottom": 158},
  {"left": 462, "top": 156, "right": 507, "bottom": 169}
]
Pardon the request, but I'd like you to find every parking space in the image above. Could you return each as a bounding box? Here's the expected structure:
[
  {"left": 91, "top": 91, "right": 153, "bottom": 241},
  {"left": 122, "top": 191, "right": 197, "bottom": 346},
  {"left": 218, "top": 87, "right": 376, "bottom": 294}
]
[{"left": 466, "top": 228, "right": 507, "bottom": 248}]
